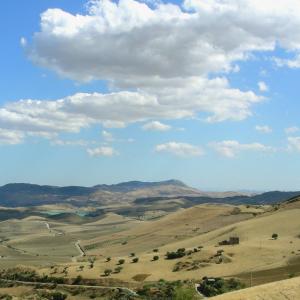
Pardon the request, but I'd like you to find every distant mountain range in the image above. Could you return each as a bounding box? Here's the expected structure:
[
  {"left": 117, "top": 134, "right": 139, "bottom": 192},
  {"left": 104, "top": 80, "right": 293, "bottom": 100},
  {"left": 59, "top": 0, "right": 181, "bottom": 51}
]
[{"left": 0, "top": 180, "right": 299, "bottom": 207}]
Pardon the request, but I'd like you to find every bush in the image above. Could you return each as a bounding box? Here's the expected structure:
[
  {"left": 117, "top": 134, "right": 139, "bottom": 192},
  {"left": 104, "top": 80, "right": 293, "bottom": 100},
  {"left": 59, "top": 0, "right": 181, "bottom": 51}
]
[
  {"left": 272, "top": 233, "right": 278, "bottom": 240},
  {"left": 153, "top": 255, "right": 159, "bottom": 261},
  {"left": 132, "top": 257, "right": 139, "bottom": 263},
  {"left": 118, "top": 259, "right": 125, "bottom": 265},
  {"left": 153, "top": 249, "right": 159, "bottom": 252},
  {"left": 106, "top": 257, "right": 111, "bottom": 262},
  {"left": 130, "top": 253, "right": 135, "bottom": 257}
]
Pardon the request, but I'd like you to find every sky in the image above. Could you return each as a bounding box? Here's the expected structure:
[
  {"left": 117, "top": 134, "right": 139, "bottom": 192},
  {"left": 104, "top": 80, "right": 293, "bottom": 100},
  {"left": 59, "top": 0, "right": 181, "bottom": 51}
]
[{"left": 1, "top": 0, "right": 300, "bottom": 191}]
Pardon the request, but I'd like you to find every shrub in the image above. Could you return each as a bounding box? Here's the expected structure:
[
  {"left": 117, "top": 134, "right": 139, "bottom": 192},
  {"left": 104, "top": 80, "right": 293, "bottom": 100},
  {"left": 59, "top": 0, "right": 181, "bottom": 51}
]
[
  {"left": 132, "top": 257, "right": 139, "bottom": 263},
  {"left": 272, "top": 233, "right": 278, "bottom": 240},
  {"left": 153, "top": 249, "right": 159, "bottom": 252},
  {"left": 153, "top": 255, "right": 159, "bottom": 261},
  {"left": 106, "top": 257, "right": 111, "bottom": 262},
  {"left": 118, "top": 259, "right": 125, "bottom": 265},
  {"left": 130, "top": 253, "right": 135, "bottom": 257}
]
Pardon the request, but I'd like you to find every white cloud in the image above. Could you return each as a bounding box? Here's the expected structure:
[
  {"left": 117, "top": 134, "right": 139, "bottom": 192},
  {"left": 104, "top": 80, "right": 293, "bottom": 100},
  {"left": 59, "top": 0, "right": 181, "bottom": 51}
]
[
  {"left": 255, "top": 125, "right": 272, "bottom": 134},
  {"left": 9, "top": 0, "right": 300, "bottom": 143},
  {"left": 30, "top": 0, "right": 300, "bottom": 83},
  {"left": 285, "top": 126, "right": 299, "bottom": 134},
  {"left": 287, "top": 136, "right": 300, "bottom": 152},
  {"left": 20, "top": 37, "right": 27, "bottom": 47},
  {"left": 210, "top": 140, "right": 273, "bottom": 158},
  {"left": 51, "top": 139, "right": 91, "bottom": 146},
  {"left": 142, "top": 121, "right": 171, "bottom": 131},
  {"left": 155, "top": 141, "right": 204, "bottom": 157},
  {"left": 258, "top": 81, "right": 269, "bottom": 92},
  {"left": 87, "top": 146, "right": 118, "bottom": 157},
  {"left": 102, "top": 130, "right": 114, "bottom": 141},
  {"left": 274, "top": 55, "right": 300, "bottom": 69},
  {"left": 24, "top": 0, "right": 291, "bottom": 127},
  {"left": 0, "top": 80, "right": 262, "bottom": 143},
  {"left": 0, "top": 129, "right": 24, "bottom": 145}
]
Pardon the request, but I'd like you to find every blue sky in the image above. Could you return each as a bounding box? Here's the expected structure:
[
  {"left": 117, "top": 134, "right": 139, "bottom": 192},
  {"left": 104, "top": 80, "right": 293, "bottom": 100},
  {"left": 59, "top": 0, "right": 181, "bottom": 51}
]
[{"left": 1, "top": 0, "right": 300, "bottom": 191}]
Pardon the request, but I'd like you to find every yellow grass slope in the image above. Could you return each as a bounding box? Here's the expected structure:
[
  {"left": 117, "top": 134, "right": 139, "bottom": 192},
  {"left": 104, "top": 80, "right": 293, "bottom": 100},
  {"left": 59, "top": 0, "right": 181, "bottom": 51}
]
[{"left": 210, "top": 276, "right": 300, "bottom": 300}]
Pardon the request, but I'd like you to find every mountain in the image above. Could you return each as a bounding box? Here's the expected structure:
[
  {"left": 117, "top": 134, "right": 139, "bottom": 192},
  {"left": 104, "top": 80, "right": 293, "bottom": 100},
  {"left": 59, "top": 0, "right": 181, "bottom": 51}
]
[
  {"left": 0, "top": 180, "right": 202, "bottom": 207},
  {"left": 0, "top": 180, "right": 299, "bottom": 208},
  {"left": 134, "top": 191, "right": 300, "bottom": 207}
]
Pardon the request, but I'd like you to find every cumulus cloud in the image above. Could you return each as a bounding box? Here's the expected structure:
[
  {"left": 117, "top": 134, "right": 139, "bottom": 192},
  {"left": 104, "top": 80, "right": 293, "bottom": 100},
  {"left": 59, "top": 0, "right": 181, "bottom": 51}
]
[
  {"left": 0, "top": 79, "right": 262, "bottom": 144},
  {"left": 287, "top": 136, "right": 300, "bottom": 152},
  {"left": 285, "top": 126, "right": 299, "bottom": 134},
  {"left": 23, "top": 0, "right": 294, "bottom": 130},
  {"left": 210, "top": 140, "right": 274, "bottom": 158},
  {"left": 8, "top": 0, "right": 300, "bottom": 144},
  {"left": 142, "top": 121, "right": 171, "bottom": 131},
  {"left": 258, "top": 81, "right": 269, "bottom": 92},
  {"left": 87, "top": 146, "right": 118, "bottom": 157},
  {"left": 255, "top": 125, "right": 272, "bottom": 134},
  {"left": 0, "top": 129, "right": 24, "bottom": 145},
  {"left": 155, "top": 141, "right": 204, "bottom": 157}
]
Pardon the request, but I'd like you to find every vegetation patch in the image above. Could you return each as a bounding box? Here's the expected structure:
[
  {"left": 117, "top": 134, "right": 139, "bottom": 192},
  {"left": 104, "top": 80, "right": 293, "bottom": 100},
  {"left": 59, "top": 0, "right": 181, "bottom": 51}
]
[{"left": 197, "top": 277, "right": 245, "bottom": 297}]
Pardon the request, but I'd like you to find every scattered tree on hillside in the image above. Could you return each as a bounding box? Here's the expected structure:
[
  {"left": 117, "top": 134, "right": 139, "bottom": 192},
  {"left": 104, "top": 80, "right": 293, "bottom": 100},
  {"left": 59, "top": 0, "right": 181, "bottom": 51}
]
[
  {"left": 132, "top": 257, "right": 139, "bottom": 263},
  {"left": 118, "top": 259, "right": 125, "bottom": 265},
  {"left": 272, "top": 233, "right": 278, "bottom": 240},
  {"left": 106, "top": 257, "right": 111, "bottom": 262},
  {"left": 153, "top": 255, "right": 159, "bottom": 261}
]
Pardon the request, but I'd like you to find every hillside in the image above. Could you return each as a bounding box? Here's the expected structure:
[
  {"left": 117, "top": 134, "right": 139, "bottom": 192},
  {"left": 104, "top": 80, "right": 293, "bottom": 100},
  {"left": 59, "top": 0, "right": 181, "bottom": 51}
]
[{"left": 210, "top": 276, "right": 300, "bottom": 300}]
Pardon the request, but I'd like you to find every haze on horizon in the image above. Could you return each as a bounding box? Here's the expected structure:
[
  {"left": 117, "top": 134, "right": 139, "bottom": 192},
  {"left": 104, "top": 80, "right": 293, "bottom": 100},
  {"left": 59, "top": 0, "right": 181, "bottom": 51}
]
[{"left": 1, "top": 0, "right": 300, "bottom": 191}]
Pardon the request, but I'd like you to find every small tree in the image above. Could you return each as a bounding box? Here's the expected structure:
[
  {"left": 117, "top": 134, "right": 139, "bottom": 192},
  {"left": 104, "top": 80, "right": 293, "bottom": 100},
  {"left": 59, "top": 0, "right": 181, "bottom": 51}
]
[
  {"left": 272, "top": 233, "right": 278, "bottom": 240},
  {"left": 106, "top": 257, "right": 111, "bottom": 262},
  {"left": 132, "top": 257, "right": 139, "bottom": 263},
  {"left": 104, "top": 269, "right": 112, "bottom": 276},
  {"left": 153, "top": 255, "right": 159, "bottom": 261},
  {"left": 153, "top": 249, "right": 159, "bottom": 253},
  {"left": 130, "top": 252, "right": 135, "bottom": 257},
  {"left": 118, "top": 259, "right": 125, "bottom": 265}
]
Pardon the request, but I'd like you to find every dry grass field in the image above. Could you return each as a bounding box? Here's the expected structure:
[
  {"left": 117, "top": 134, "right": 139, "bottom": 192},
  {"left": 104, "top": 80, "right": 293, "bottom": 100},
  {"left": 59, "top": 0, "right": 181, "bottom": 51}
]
[
  {"left": 1, "top": 199, "right": 299, "bottom": 298},
  {"left": 209, "top": 276, "right": 300, "bottom": 300}
]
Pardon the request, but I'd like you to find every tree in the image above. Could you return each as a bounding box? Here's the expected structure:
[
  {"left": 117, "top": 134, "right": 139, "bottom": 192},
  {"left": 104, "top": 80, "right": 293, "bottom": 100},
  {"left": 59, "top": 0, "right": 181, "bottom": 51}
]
[
  {"left": 106, "top": 257, "right": 111, "bottom": 262},
  {"left": 153, "top": 255, "right": 159, "bottom": 261},
  {"left": 104, "top": 269, "right": 112, "bottom": 276},
  {"left": 272, "top": 233, "right": 278, "bottom": 240},
  {"left": 114, "top": 266, "right": 123, "bottom": 273},
  {"left": 118, "top": 259, "right": 125, "bottom": 265},
  {"left": 132, "top": 257, "right": 139, "bottom": 263}
]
